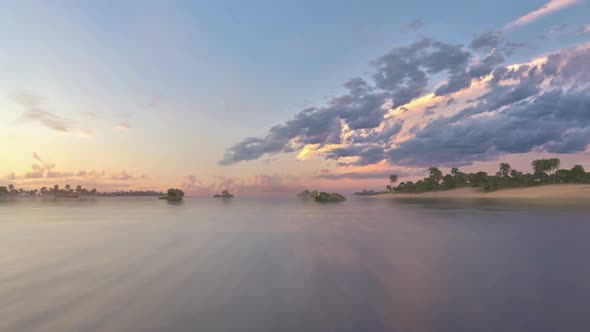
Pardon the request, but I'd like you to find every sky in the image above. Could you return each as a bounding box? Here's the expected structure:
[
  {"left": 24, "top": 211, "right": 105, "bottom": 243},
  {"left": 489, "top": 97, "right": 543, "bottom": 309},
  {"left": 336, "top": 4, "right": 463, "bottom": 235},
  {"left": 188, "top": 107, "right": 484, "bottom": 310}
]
[{"left": 1, "top": 0, "right": 589, "bottom": 195}]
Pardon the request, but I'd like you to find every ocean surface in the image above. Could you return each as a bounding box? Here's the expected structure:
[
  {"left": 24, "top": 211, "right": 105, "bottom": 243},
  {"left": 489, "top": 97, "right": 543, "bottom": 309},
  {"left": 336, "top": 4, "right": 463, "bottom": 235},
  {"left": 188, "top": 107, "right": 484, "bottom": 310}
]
[{"left": 1, "top": 196, "right": 590, "bottom": 332}]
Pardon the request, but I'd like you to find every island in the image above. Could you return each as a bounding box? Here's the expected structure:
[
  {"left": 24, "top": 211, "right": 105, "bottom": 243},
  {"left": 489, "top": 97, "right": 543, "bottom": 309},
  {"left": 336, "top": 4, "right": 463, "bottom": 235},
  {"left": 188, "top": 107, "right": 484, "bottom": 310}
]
[
  {"left": 297, "top": 189, "right": 346, "bottom": 202},
  {"left": 296, "top": 189, "right": 319, "bottom": 199},
  {"left": 314, "top": 192, "right": 347, "bottom": 202},
  {"left": 159, "top": 188, "right": 185, "bottom": 201},
  {"left": 371, "top": 158, "right": 590, "bottom": 199},
  {"left": 213, "top": 190, "right": 234, "bottom": 198},
  {"left": 0, "top": 184, "right": 164, "bottom": 198}
]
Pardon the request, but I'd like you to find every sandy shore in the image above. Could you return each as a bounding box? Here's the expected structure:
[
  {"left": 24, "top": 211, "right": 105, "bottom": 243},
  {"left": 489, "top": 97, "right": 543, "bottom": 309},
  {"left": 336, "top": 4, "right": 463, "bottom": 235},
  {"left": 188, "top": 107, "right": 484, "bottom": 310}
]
[{"left": 372, "top": 184, "right": 590, "bottom": 199}]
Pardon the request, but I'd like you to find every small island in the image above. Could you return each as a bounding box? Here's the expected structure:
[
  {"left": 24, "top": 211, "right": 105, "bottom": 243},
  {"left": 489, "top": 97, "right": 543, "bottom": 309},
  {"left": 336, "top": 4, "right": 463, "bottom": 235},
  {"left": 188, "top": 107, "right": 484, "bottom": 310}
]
[
  {"left": 296, "top": 189, "right": 318, "bottom": 199},
  {"left": 297, "top": 189, "right": 346, "bottom": 202},
  {"left": 315, "top": 192, "right": 346, "bottom": 202},
  {"left": 213, "top": 190, "right": 234, "bottom": 198},
  {"left": 159, "top": 188, "right": 185, "bottom": 201}
]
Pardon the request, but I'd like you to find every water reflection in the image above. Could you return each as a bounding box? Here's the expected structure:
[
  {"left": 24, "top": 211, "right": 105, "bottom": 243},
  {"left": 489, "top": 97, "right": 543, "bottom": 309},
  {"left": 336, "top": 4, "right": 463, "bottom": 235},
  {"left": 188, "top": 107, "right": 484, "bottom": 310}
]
[{"left": 0, "top": 197, "right": 589, "bottom": 332}]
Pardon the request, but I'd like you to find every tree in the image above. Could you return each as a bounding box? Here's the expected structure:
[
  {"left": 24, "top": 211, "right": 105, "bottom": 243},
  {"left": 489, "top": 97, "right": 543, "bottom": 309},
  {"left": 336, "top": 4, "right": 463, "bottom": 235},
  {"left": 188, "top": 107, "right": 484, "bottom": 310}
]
[
  {"left": 571, "top": 165, "right": 586, "bottom": 181},
  {"left": 53, "top": 185, "right": 59, "bottom": 193},
  {"left": 443, "top": 174, "right": 456, "bottom": 188},
  {"left": 428, "top": 167, "right": 443, "bottom": 184},
  {"left": 499, "top": 163, "right": 511, "bottom": 177},
  {"left": 0, "top": 186, "right": 8, "bottom": 194},
  {"left": 532, "top": 158, "right": 561, "bottom": 176},
  {"left": 65, "top": 184, "right": 71, "bottom": 191},
  {"left": 386, "top": 185, "right": 393, "bottom": 193},
  {"left": 548, "top": 158, "right": 560, "bottom": 174},
  {"left": 8, "top": 184, "right": 15, "bottom": 192},
  {"left": 555, "top": 169, "right": 571, "bottom": 183},
  {"left": 76, "top": 185, "right": 82, "bottom": 193},
  {"left": 451, "top": 168, "right": 459, "bottom": 176},
  {"left": 532, "top": 159, "right": 546, "bottom": 175},
  {"left": 510, "top": 169, "right": 523, "bottom": 182},
  {"left": 471, "top": 171, "right": 488, "bottom": 186},
  {"left": 389, "top": 174, "right": 398, "bottom": 186}
]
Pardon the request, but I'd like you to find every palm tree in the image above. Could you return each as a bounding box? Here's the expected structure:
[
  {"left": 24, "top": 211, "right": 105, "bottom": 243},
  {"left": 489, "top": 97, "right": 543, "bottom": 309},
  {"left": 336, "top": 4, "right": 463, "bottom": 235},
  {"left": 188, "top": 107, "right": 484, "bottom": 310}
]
[
  {"left": 389, "top": 174, "right": 398, "bottom": 186},
  {"left": 532, "top": 159, "right": 547, "bottom": 175},
  {"left": 451, "top": 168, "right": 459, "bottom": 176},
  {"left": 428, "top": 167, "right": 443, "bottom": 184},
  {"left": 499, "top": 163, "right": 511, "bottom": 177},
  {"left": 548, "top": 158, "right": 560, "bottom": 174},
  {"left": 571, "top": 165, "right": 585, "bottom": 181}
]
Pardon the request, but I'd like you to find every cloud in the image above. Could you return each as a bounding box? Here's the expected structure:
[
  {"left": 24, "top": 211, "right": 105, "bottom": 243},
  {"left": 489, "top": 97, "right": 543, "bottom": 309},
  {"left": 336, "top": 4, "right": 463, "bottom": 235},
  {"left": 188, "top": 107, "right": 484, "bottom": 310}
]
[
  {"left": 113, "top": 122, "right": 131, "bottom": 131},
  {"left": 24, "top": 164, "right": 45, "bottom": 179},
  {"left": 504, "top": 0, "right": 578, "bottom": 30},
  {"left": 314, "top": 168, "right": 425, "bottom": 180},
  {"left": 220, "top": 38, "right": 478, "bottom": 165},
  {"left": 181, "top": 174, "right": 301, "bottom": 196},
  {"left": 469, "top": 31, "right": 502, "bottom": 51},
  {"left": 221, "top": 33, "right": 589, "bottom": 170},
  {"left": 540, "top": 23, "right": 569, "bottom": 39},
  {"left": 387, "top": 45, "right": 590, "bottom": 167},
  {"left": 46, "top": 170, "right": 74, "bottom": 178},
  {"left": 407, "top": 19, "right": 424, "bottom": 31},
  {"left": 423, "top": 103, "right": 439, "bottom": 116},
  {"left": 12, "top": 90, "right": 72, "bottom": 133},
  {"left": 5, "top": 153, "right": 146, "bottom": 186},
  {"left": 78, "top": 129, "right": 95, "bottom": 138},
  {"left": 110, "top": 171, "right": 135, "bottom": 181}
]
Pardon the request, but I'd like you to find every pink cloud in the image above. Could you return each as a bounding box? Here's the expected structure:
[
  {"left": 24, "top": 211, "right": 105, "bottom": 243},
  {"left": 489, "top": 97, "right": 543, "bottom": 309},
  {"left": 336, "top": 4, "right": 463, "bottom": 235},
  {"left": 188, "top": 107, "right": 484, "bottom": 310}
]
[{"left": 504, "top": 0, "right": 578, "bottom": 30}]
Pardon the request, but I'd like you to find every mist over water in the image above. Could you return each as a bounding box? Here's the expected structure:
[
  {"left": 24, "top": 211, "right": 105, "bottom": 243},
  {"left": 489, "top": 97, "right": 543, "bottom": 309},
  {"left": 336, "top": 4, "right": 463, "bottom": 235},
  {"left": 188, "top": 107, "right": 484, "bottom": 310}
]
[{"left": 1, "top": 197, "right": 590, "bottom": 332}]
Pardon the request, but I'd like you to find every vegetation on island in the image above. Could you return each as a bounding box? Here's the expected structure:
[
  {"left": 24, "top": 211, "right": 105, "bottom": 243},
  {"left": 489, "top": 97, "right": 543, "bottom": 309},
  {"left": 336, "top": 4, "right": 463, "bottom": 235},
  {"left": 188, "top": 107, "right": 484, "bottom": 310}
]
[
  {"left": 296, "top": 189, "right": 318, "bottom": 199},
  {"left": 314, "top": 192, "right": 346, "bottom": 202},
  {"left": 0, "top": 184, "right": 163, "bottom": 197},
  {"left": 385, "top": 158, "right": 589, "bottom": 194},
  {"left": 297, "top": 189, "right": 346, "bottom": 202},
  {"left": 213, "top": 190, "right": 234, "bottom": 198},
  {"left": 159, "top": 188, "right": 185, "bottom": 201}
]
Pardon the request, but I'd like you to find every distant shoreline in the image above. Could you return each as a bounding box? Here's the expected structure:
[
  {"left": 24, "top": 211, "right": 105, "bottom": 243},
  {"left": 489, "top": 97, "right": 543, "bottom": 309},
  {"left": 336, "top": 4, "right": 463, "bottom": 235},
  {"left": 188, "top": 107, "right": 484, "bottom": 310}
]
[{"left": 370, "top": 184, "right": 590, "bottom": 199}]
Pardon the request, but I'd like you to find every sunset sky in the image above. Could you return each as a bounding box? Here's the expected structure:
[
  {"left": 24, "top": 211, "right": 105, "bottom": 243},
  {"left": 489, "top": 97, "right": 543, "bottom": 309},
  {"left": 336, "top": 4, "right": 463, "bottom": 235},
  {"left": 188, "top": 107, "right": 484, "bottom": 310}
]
[{"left": 1, "top": 0, "right": 589, "bottom": 195}]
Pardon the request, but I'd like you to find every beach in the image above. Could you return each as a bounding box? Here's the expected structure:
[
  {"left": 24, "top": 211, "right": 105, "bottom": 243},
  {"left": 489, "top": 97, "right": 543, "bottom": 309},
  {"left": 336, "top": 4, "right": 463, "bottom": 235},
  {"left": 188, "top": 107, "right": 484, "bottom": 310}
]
[{"left": 373, "top": 184, "right": 590, "bottom": 199}]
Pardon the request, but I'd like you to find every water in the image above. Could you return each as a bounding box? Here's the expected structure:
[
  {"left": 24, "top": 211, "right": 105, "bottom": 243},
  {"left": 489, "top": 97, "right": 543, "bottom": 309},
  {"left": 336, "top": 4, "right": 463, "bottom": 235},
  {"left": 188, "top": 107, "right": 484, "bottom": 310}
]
[{"left": 1, "top": 196, "right": 589, "bottom": 332}]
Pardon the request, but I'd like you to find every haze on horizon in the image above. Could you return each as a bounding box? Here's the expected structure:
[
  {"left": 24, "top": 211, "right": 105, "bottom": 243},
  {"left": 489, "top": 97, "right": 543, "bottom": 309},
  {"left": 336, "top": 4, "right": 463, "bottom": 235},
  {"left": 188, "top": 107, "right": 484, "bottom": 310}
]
[{"left": 1, "top": 0, "right": 589, "bottom": 196}]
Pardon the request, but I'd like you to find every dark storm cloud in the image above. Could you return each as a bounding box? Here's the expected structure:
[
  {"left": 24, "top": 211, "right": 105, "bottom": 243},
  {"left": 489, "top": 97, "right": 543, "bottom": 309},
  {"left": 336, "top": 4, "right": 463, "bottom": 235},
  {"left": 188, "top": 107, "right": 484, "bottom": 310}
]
[
  {"left": 325, "top": 144, "right": 386, "bottom": 166},
  {"left": 346, "top": 121, "right": 404, "bottom": 145},
  {"left": 469, "top": 31, "right": 502, "bottom": 51},
  {"left": 221, "top": 34, "right": 589, "bottom": 168},
  {"left": 221, "top": 38, "right": 478, "bottom": 165},
  {"left": 387, "top": 46, "right": 590, "bottom": 167}
]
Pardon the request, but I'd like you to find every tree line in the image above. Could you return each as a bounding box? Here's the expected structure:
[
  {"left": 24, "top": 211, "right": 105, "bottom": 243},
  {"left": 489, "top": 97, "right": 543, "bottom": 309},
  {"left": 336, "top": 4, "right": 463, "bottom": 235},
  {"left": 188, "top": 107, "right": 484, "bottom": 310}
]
[
  {"left": 0, "top": 184, "right": 163, "bottom": 197},
  {"left": 386, "top": 158, "right": 589, "bottom": 193}
]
